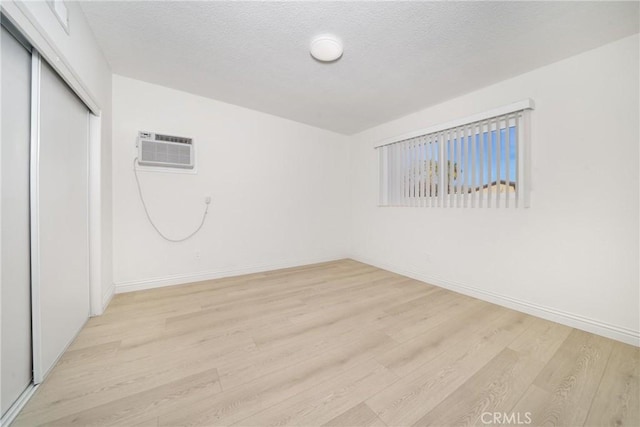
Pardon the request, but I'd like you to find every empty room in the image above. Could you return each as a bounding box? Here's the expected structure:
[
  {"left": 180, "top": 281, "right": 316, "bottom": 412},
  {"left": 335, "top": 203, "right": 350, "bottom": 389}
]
[{"left": 1, "top": 1, "right": 638, "bottom": 426}]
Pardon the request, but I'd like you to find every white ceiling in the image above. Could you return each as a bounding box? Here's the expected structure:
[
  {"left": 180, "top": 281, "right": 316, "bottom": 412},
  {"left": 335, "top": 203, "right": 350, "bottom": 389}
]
[{"left": 80, "top": 1, "right": 639, "bottom": 135}]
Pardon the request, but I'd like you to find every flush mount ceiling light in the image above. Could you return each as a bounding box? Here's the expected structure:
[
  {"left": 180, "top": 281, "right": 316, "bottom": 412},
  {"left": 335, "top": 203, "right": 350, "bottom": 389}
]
[{"left": 310, "top": 34, "right": 343, "bottom": 62}]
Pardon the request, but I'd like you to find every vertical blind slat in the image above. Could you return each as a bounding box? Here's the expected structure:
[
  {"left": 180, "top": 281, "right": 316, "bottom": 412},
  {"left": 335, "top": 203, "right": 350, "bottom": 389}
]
[
  {"left": 451, "top": 127, "right": 455, "bottom": 208},
  {"left": 423, "top": 135, "right": 432, "bottom": 207},
  {"left": 397, "top": 140, "right": 401, "bottom": 205},
  {"left": 452, "top": 128, "right": 457, "bottom": 208},
  {"left": 478, "top": 121, "right": 484, "bottom": 208},
  {"left": 418, "top": 138, "right": 422, "bottom": 207},
  {"left": 496, "top": 116, "right": 502, "bottom": 208},
  {"left": 431, "top": 134, "right": 436, "bottom": 207},
  {"left": 452, "top": 127, "right": 456, "bottom": 208},
  {"left": 389, "top": 145, "right": 398, "bottom": 206},
  {"left": 439, "top": 133, "right": 443, "bottom": 208},
  {"left": 400, "top": 141, "right": 403, "bottom": 205},
  {"left": 396, "top": 142, "right": 400, "bottom": 205},
  {"left": 471, "top": 122, "right": 477, "bottom": 208},
  {"left": 420, "top": 137, "right": 425, "bottom": 207},
  {"left": 464, "top": 124, "right": 470, "bottom": 208},
  {"left": 450, "top": 128, "right": 455, "bottom": 208},
  {"left": 414, "top": 138, "right": 418, "bottom": 206},
  {"left": 445, "top": 129, "right": 452, "bottom": 208},
  {"left": 433, "top": 134, "right": 438, "bottom": 207},
  {"left": 413, "top": 138, "right": 420, "bottom": 206},
  {"left": 407, "top": 139, "right": 413, "bottom": 206},
  {"left": 408, "top": 139, "right": 412, "bottom": 206},
  {"left": 393, "top": 141, "right": 397, "bottom": 205},
  {"left": 452, "top": 127, "right": 457, "bottom": 207},
  {"left": 443, "top": 132, "right": 447, "bottom": 207},
  {"left": 416, "top": 138, "right": 419, "bottom": 206},
  {"left": 441, "top": 131, "right": 444, "bottom": 208},
  {"left": 389, "top": 144, "right": 394, "bottom": 205},
  {"left": 405, "top": 140, "right": 410, "bottom": 206},
  {"left": 409, "top": 139, "right": 413, "bottom": 206},
  {"left": 379, "top": 147, "right": 383, "bottom": 205},
  {"left": 505, "top": 115, "right": 511, "bottom": 208},
  {"left": 424, "top": 136, "right": 428, "bottom": 207},
  {"left": 438, "top": 133, "right": 442, "bottom": 207},
  {"left": 400, "top": 140, "right": 403, "bottom": 206},
  {"left": 468, "top": 124, "right": 473, "bottom": 207},
  {"left": 404, "top": 140, "right": 412, "bottom": 206},
  {"left": 456, "top": 128, "right": 463, "bottom": 207},
  {"left": 515, "top": 113, "right": 520, "bottom": 208},
  {"left": 423, "top": 136, "right": 428, "bottom": 208},
  {"left": 487, "top": 121, "right": 493, "bottom": 208},
  {"left": 412, "top": 138, "right": 416, "bottom": 206},
  {"left": 385, "top": 145, "right": 389, "bottom": 205},
  {"left": 411, "top": 138, "right": 416, "bottom": 206},
  {"left": 413, "top": 138, "right": 418, "bottom": 207},
  {"left": 481, "top": 121, "right": 485, "bottom": 207}
]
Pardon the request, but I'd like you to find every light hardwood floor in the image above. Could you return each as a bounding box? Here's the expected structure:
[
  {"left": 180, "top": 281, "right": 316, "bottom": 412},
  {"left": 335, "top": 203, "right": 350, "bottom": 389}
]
[{"left": 14, "top": 260, "right": 639, "bottom": 426}]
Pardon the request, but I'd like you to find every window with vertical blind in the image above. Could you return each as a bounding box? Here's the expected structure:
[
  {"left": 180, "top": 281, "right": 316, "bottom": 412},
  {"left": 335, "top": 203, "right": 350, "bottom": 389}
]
[{"left": 376, "top": 100, "right": 533, "bottom": 208}]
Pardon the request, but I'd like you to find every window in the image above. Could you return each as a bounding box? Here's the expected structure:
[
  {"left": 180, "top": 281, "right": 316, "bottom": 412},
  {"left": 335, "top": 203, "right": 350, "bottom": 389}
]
[{"left": 376, "top": 100, "right": 533, "bottom": 208}]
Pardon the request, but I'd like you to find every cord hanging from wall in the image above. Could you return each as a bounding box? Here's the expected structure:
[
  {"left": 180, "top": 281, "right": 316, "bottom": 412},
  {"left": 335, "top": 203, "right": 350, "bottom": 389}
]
[{"left": 133, "top": 131, "right": 210, "bottom": 242}]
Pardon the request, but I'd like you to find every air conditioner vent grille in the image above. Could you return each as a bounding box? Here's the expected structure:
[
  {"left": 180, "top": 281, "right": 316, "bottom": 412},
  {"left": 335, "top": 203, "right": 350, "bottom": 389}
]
[{"left": 154, "top": 133, "right": 192, "bottom": 144}]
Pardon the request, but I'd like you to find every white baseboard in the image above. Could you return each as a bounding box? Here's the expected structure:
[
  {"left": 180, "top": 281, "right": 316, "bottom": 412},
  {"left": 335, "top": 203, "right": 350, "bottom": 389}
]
[
  {"left": 351, "top": 256, "right": 640, "bottom": 347},
  {"left": 114, "top": 255, "right": 347, "bottom": 294}
]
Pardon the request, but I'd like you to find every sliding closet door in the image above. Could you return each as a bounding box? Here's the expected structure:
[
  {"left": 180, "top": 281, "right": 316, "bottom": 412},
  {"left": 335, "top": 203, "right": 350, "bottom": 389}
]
[
  {"left": 34, "top": 59, "right": 90, "bottom": 380},
  {"left": 1, "top": 24, "right": 33, "bottom": 416}
]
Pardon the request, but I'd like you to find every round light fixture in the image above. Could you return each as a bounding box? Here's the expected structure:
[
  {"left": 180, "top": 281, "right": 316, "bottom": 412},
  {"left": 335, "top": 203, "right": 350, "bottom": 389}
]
[{"left": 310, "top": 34, "right": 343, "bottom": 62}]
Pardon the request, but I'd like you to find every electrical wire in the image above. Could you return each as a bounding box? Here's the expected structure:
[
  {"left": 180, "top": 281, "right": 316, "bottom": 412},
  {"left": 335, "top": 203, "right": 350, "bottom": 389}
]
[{"left": 133, "top": 157, "right": 209, "bottom": 242}]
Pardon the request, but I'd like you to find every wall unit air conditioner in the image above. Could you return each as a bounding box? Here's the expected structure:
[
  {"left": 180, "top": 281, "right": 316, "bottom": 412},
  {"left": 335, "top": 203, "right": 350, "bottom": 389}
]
[{"left": 136, "top": 131, "right": 194, "bottom": 169}]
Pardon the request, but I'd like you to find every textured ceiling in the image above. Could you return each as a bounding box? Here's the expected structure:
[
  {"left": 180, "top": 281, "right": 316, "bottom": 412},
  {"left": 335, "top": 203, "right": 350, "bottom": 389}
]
[{"left": 80, "top": 1, "right": 639, "bottom": 135}]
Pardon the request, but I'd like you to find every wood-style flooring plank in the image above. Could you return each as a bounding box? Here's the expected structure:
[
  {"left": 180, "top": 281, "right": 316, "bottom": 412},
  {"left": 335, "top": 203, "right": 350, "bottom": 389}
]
[
  {"left": 322, "top": 402, "right": 387, "bottom": 427},
  {"left": 509, "top": 329, "right": 614, "bottom": 426},
  {"left": 583, "top": 341, "right": 639, "bottom": 426},
  {"left": 15, "top": 369, "right": 221, "bottom": 427},
  {"left": 158, "top": 342, "right": 387, "bottom": 426},
  {"left": 411, "top": 348, "right": 546, "bottom": 426},
  {"left": 232, "top": 358, "right": 397, "bottom": 426}
]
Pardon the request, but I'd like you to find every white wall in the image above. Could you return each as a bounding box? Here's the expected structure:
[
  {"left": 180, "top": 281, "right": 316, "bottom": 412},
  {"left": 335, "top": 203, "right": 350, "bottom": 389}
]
[
  {"left": 349, "top": 34, "right": 639, "bottom": 345},
  {"left": 112, "top": 75, "right": 350, "bottom": 291},
  {"left": 2, "top": 1, "right": 113, "bottom": 312}
]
